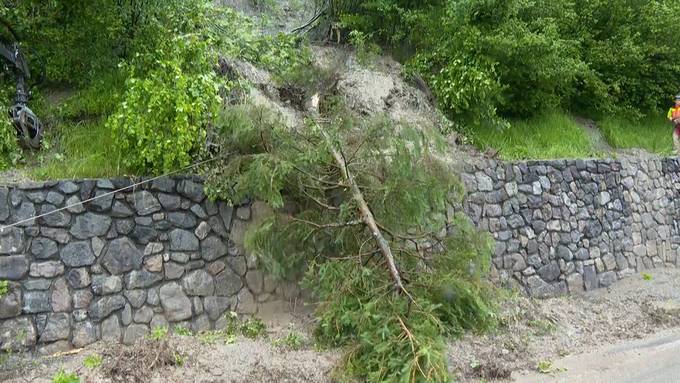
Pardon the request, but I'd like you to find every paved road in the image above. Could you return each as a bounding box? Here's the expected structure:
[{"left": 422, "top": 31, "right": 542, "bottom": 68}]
[{"left": 513, "top": 329, "right": 680, "bottom": 383}]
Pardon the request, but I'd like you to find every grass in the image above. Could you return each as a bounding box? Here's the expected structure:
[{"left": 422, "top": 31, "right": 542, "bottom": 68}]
[
  {"left": 598, "top": 115, "right": 673, "bottom": 155},
  {"left": 470, "top": 112, "right": 598, "bottom": 160},
  {"left": 27, "top": 119, "right": 128, "bottom": 180}
]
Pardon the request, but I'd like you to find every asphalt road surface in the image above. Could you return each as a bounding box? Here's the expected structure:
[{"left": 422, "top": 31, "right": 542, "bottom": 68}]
[{"left": 513, "top": 328, "right": 680, "bottom": 383}]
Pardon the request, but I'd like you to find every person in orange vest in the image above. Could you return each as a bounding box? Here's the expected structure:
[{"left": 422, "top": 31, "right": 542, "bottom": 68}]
[{"left": 668, "top": 94, "right": 680, "bottom": 155}]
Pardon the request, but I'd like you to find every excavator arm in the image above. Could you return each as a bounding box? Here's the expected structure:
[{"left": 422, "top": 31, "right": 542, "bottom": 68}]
[{"left": 0, "top": 16, "right": 43, "bottom": 149}]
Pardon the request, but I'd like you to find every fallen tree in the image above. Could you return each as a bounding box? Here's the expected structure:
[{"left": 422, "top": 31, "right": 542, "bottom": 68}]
[{"left": 203, "top": 80, "right": 496, "bottom": 381}]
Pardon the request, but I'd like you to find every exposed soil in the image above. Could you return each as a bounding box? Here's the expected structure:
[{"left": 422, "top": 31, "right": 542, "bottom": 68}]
[{"left": 573, "top": 116, "right": 614, "bottom": 154}]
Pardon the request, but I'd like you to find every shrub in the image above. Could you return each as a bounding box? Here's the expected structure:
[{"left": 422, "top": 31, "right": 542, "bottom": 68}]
[{"left": 108, "top": 35, "right": 221, "bottom": 174}]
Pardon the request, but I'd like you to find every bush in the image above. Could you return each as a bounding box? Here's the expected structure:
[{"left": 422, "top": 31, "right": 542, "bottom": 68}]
[{"left": 108, "top": 35, "right": 221, "bottom": 174}]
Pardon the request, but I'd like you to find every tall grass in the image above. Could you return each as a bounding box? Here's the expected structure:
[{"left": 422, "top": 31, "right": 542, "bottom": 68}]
[
  {"left": 30, "top": 120, "right": 128, "bottom": 179},
  {"left": 469, "top": 112, "right": 598, "bottom": 160},
  {"left": 598, "top": 115, "right": 673, "bottom": 155}
]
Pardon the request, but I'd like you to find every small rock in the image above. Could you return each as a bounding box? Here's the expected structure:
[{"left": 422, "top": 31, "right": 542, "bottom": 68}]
[
  {"left": 165, "top": 262, "right": 185, "bottom": 280},
  {"left": 30, "top": 238, "right": 59, "bottom": 259},
  {"left": 70, "top": 213, "right": 111, "bottom": 239},
  {"left": 0, "top": 255, "right": 29, "bottom": 280},
  {"left": 92, "top": 275, "right": 123, "bottom": 295},
  {"left": 66, "top": 269, "right": 91, "bottom": 288},
  {"left": 125, "top": 270, "right": 163, "bottom": 289},
  {"left": 51, "top": 278, "right": 72, "bottom": 312},
  {"left": 0, "top": 317, "right": 37, "bottom": 350},
  {"left": 195, "top": 222, "right": 210, "bottom": 240},
  {"left": 0, "top": 283, "right": 22, "bottom": 319},
  {"left": 144, "top": 242, "right": 164, "bottom": 256},
  {"left": 201, "top": 236, "right": 227, "bottom": 261},
  {"left": 125, "top": 289, "right": 147, "bottom": 308},
  {"left": 204, "top": 296, "right": 233, "bottom": 321},
  {"left": 134, "top": 306, "right": 154, "bottom": 323},
  {"left": 102, "top": 237, "right": 143, "bottom": 275},
  {"left": 132, "top": 191, "right": 161, "bottom": 215},
  {"left": 91, "top": 237, "right": 106, "bottom": 257},
  {"left": 101, "top": 315, "right": 121, "bottom": 341},
  {"left": 169, "top": 229, "right": 199, "bottom": 251},
  {"left": 182, "top": 270, "right": 215, "bottom": 296},
  {"left": 72, "top": 290, "right": 93, "bottom": 309},
  {"left": 177, "top": 179, "right": 205, "bottom": 202},
  {"left": 88, "top": 295, "right": 126, "bottom": 320},
  {"left": 23, "top": 291, "right": 51, "bottom": 313}
]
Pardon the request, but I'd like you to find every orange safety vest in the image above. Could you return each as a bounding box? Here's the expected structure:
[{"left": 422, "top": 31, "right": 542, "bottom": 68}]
[{"left": 669, "top": 106, "right": 680, "bottom": 120}]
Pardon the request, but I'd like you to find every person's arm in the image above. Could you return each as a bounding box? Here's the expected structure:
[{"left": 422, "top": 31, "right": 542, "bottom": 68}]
[{"left": 669, "top": 108, "right": 674, "bottom": 121}]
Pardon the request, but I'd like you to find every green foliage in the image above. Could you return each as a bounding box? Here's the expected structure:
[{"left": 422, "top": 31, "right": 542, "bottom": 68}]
[
  {"left": 218, "top": 8, "right": 313, "bottom": 84},
  {"left": 51, "top": 369, "right": 80, "bottom": 383},
  {"left": 347, "top": 30, "right": 381, "bottom": 65},
  {"left": 30, "top": 119, "right": 127, "bottom": 180},
  {"left": 642, "top": 273, "right": 653, "bottom": 281},
  {"left": 272, "top": 331, "right": 305, "bottom": 350},
  {"left": 174, "top": 326, "right": 193, "bottom": 336},
  {"left": 536, "top": 360, "right": 566, "bottom": 375},
  {"left": 240, "top": 317, "right": 267, "bottom": 339},
  {"left": 0, "top": 280, "right": 9, "bottom": 297},
  {"left": 149, "top": 326, "right": 169, "bottom": 341},
  {"left": 196, "top": 312, "right": 267, "bottom": 344},
  {"left": 173, "top": 352, "right": 185, "bottom": 367},
  {"left": 83, "top": 354, "right": 103, "bottom": 369},
  {"left": 334, "top": 0, "right": 680, "bottom": 127},
  {"left": 0, "top": 95, "right": 21, "bottom": 169},
  {"left": 205, "top": 102, "right": 495, "bottom": 381},
  {"left": 598, "top": 115, "right": 673, "bottom": 155},
  {"left": 469, "top": 112, "right": 597, "bottom": 160},
  {"left": 108, "top": 34, "right": 220, "bottom": 174}
]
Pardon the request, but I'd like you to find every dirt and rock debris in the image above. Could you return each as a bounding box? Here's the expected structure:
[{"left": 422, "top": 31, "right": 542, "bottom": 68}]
[{"left": 2, "top": 269, "right": 680, "bottom": 382}]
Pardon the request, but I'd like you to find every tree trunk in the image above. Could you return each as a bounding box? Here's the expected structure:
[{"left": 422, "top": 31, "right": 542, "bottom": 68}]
[{"left": 309, "top": 94, "right": 406, "bottom": 292}]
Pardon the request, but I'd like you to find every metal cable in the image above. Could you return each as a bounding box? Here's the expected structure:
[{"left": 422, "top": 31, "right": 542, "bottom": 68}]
[{"left": 0, "top": 155, "right": 227, "bottom": 232}]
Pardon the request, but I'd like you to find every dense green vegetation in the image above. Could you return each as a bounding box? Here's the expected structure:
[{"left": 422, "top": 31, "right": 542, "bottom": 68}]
[
  {"left": 333, "top": 0, "right": 680, "bottom": 158},
  {"left": 335, "top": 0, "right": 680, "bottom": 128},
  {"left": 470, "top": 112, "right": 598, "bottom": 160},
  {"left": 599, "top": 115, "right": 673, "bottom": 155}
]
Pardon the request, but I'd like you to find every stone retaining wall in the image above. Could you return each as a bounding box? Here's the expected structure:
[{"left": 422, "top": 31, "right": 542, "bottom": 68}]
[
  {"left": 0, "top": 177, "right": 292, "bottom": 353},
  {"left": 460, "top": 156, "right": 680, "bottom": 297},
  {"left": 4, "top": 155, "right": 680, "bottom": 351}
]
